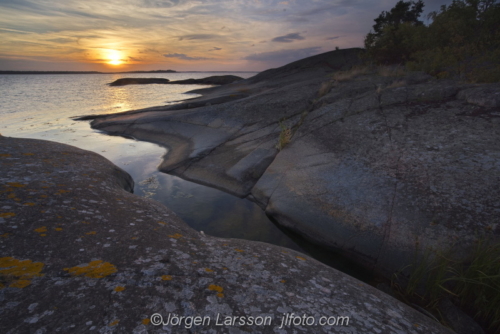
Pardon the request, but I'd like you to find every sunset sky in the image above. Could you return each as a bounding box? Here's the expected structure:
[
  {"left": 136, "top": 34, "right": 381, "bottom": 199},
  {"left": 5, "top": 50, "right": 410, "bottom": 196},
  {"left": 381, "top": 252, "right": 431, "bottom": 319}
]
[{"left": 0, "top": 0, "right": 449, "bottom": 72}]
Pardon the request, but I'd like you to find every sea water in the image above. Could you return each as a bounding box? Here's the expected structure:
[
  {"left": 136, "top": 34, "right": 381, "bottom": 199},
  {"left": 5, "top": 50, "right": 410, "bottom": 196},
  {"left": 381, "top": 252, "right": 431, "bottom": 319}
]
[{"left": 0, "top": 72, "right": 304, "bottom": 250}]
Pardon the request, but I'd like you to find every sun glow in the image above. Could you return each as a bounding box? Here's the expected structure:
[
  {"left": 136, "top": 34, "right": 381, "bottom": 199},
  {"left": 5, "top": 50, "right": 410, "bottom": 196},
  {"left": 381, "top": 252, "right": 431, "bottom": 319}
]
[{"left": 105, "top": 49, "right": 124, "bottom": 66}]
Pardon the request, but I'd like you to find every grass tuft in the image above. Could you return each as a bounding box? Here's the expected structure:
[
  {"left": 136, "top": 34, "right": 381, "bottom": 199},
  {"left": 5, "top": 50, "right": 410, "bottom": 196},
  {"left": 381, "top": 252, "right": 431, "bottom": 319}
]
[
  {"left": 276, "top": 122, "right": 292, "bottom": 151},
  {"left": 392, "top": 239, "right": 500, "bottom": 333}
]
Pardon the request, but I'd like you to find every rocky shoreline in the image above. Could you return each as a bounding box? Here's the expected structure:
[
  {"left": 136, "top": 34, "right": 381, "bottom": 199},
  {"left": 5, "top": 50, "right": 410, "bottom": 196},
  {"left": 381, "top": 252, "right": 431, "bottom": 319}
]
[
  {"left": 82, "top": 48, "right": 500, "bottom": 278},
  {"left": 0, "top": 135, "right": 453, "bottom": 333}
]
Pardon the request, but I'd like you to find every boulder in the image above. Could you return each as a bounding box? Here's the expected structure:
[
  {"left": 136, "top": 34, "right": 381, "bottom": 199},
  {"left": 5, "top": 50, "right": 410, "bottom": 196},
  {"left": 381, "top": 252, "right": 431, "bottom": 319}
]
[{"left": 0, "top": 135, "right": 453, "bottom": 333}]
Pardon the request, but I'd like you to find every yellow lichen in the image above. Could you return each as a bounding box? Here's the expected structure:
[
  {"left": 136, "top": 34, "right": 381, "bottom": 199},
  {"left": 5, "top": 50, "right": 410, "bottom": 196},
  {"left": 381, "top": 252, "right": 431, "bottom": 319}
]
[
  {"left": 114, "top": 286, "right": 125, "bottom": 292},
  {"left": 168, "top": 233, "right": 183, "bottom": 239},
  {"left": 0, "top": 154, "right": 12, "bottom": 158},
  {"left": 34, "top": 226, "right": 47, "bottom": 233},
  {"left": 85, "top": 231, "right": 97, "bottom": 235},
  {"left": 7, "top": 182, "right": 25, "bottom": 188},
  {"left": 296, "top": 256, "right": 306, "bottom": 261},
  {"left": 0, "top": 257, "right": 45, "bottom": 289},
  {"left": 0, "top": 233, "right": 9, "bottom": 238},
  {"left": 235, "top": 249, "right": 244, "bottom": 253},
  {"left": 7, "top": 193, "right": 16, "bottom": 199},
  {"left": 205, "top": 268, "right": 214, "bottom": 272},
  {"left": 10, "top": 279, "right": 31, "bottom": 288},
  {"left": 0, "top": 212, "right": 16, "bottom": 218},
  {"left": 157, "top": 221, "right": 166, "bottom": 226},
  {"left": 24, "top": 202, "right": 36, "bottom": 206},
  {"left": 280, "top": 280, "right": 286, "bottom": 283},
  {"left": 64, "top": 260, "right": 117, "bottom": 278},
  {"left": 142, "top": 318, "right": 150, "bottom": 325},
  {"left": 109, "top": 320, "right": 119, "bottom": 326},
  {"left": 55, "top": 227, "right": 63, "bottom": 231},
  {"left": 23, "top": 153, "right": 34, "bottom": 156},
  {"left": 208, "top": 284, "right": 223, "bottom": 293},
  {"left": 161, "top": 275, "right": 172, "bottom": 281}
]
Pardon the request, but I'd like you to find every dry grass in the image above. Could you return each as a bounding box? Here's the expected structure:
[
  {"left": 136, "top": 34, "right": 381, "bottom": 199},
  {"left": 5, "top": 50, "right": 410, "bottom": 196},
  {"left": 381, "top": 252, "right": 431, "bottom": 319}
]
[
  {"left": 386, "top": 80, "right": 407, "bottom": 89},
  {"left": 276, "top": 122, "right": 292, "bottom": 150},
  {"left": 378, "top": 65, "right": 406, "bottom": 77},
  {"left": 317, "top": 81, "right": 334, "bottom": 97},
  {"left": 332, "top": 66, "right": 370, "bottom": 82},
  {"left": 376, "top": 80, "right": 407, "bottom": 94}
]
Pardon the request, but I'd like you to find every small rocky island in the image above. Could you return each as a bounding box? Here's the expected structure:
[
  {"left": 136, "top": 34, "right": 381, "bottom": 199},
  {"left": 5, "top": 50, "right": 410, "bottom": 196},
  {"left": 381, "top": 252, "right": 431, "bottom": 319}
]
[
  {"left": 108, "top": 77, "right": 171, "bottom": 86},
  {"left": 108, "top": 75, "right": 243, "bottom": 86}
]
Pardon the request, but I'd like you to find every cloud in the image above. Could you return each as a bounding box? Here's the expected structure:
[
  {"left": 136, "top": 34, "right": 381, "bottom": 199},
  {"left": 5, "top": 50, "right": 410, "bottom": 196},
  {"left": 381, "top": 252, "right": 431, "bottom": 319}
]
[
  {"left": 46, "top": 37, "right": 76, "bottom": 44},
  {"left": 244, "top": 46, "right": 322, "bottom": 64},
  {"left": 178, "top": 34, "right": 219, "bottom": 41},
  {"left": 141, "top": 0, "right": 181, "bottom": 8},
  {"left": 326, "top": 36, "right": 341, "bottom": 40},
  {"left": 128, "top": 56, "right": 142, "bottom": 61},
  {"left": 271, "top": 33, "right": 305, "bottom": 43},
  {"left": 0, "top": 27, "right": 31, "bottom": 34},
  {"left": 208, "top": 47, "right": 222, "bottom": 51},
  {"left": 163, "top": 53, "right": 210, "bottom": 61}
]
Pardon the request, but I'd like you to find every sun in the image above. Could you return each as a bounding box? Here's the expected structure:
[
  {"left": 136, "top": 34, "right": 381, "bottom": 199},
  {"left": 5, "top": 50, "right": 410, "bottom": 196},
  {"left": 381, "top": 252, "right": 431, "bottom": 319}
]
[{"left": 105, "top": 49, "right": 124, "bottom": 66}]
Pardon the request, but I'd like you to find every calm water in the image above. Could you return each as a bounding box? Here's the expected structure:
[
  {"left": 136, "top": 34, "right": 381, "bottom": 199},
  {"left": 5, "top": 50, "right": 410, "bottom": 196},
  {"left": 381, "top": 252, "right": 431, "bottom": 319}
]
[
  {"left": 0, "top": 72, "right": 303, "bottom": 251},
  {"left": 0, "top": 73, "right": 375, "bottom": 281}
]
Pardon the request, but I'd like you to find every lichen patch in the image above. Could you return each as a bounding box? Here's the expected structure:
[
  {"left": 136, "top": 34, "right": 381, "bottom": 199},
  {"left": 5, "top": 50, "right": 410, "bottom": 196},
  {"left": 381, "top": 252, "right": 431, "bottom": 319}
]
[
  {"left": 0, "top": 257, "right": 45, "bottom": 289},
  {"left": 64, "top": 260, "right": 117, "bottom": 278}
]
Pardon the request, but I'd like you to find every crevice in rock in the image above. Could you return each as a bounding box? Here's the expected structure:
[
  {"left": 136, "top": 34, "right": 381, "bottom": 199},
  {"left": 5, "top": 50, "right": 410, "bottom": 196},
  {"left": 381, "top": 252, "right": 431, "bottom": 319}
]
[
  {"left": 376, "top": 153, "right": 402, "bottom": 265},
  {"left": 377, "top": 91, "right": 392, "bottom": 142}
]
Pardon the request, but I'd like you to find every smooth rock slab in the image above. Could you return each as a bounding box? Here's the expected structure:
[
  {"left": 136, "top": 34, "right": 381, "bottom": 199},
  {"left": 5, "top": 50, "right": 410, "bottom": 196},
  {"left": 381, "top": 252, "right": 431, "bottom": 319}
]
[
  {"left": 85, "top": 49, "right": 500, "bottom": 278},
  {"left": 0, "top": 136, "right": 453, "bottom": 333}
]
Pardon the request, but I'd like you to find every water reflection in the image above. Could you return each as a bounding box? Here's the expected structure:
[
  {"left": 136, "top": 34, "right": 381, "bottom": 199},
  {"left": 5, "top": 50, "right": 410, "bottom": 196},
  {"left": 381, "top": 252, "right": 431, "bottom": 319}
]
[{"left": 132, "top": 169, "right": 304, "bottom": 252}]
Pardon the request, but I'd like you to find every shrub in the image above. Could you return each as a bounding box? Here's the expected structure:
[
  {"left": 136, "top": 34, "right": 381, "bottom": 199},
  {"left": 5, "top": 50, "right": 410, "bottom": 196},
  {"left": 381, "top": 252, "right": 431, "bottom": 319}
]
[{"left": 365, "top": 0, "right": 500, "bottom": 82}]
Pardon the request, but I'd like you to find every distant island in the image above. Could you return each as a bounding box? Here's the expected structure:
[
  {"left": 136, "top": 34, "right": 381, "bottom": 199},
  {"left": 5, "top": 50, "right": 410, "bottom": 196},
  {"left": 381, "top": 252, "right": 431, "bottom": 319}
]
[{"left": 0, "top": 70, "right": 177, "bottom": 75}]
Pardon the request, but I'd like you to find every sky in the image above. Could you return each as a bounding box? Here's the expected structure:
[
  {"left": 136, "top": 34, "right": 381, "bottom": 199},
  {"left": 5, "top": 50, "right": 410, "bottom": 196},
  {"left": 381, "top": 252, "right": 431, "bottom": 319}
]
[{"left": 0, "top": 0, "right": 450, "bottom": 72}]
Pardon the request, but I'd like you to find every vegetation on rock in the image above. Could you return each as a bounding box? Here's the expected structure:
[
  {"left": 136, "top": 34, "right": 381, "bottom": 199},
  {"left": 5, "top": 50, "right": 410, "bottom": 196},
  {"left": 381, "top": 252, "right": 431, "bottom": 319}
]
[
  {"left": 392, "top": 239, "right": 500, "bottom": 333},
  {"left": 365, "top": 0, "right": 500, "bottom": 82}
]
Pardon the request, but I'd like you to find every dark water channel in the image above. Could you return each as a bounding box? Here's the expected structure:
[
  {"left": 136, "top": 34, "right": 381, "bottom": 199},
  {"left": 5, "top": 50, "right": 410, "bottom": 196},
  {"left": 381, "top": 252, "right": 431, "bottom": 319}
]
[{"left": 117, "top": 142, "right": 373, "bottom": 283}]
